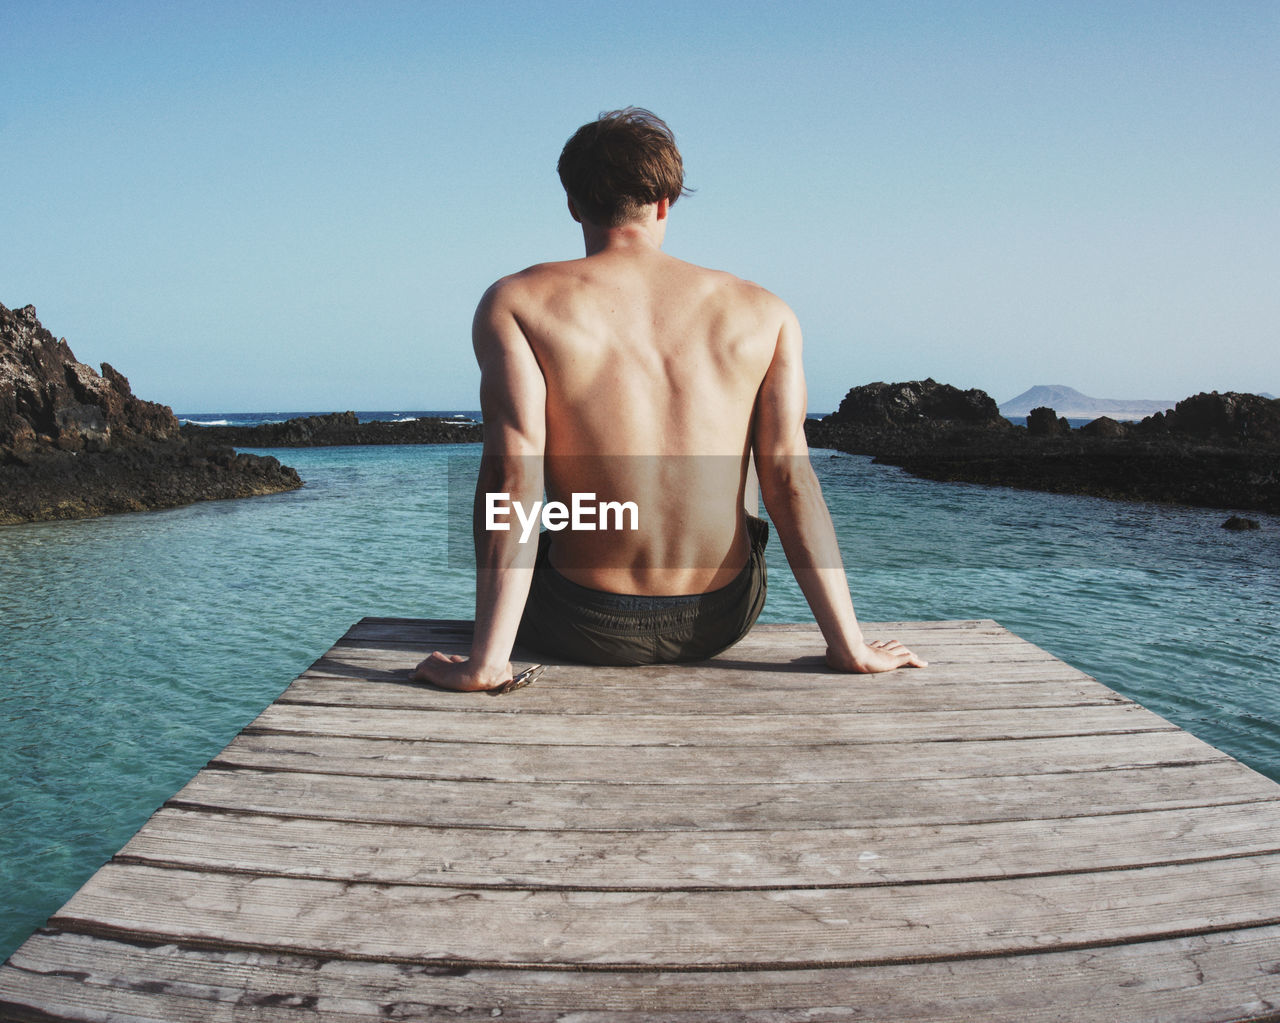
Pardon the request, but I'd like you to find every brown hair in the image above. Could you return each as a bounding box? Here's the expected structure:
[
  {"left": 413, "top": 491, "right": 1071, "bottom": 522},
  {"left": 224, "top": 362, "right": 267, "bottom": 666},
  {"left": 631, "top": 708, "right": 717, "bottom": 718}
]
[{"left": 556, "top": 107, "right": 691, "bottom": 227}]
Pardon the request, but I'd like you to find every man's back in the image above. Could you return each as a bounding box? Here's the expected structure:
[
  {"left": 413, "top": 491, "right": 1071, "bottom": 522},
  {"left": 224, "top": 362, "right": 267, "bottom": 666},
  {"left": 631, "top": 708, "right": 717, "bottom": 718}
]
[
  {"left": 412, "top": 107, "right": 924, "bottom": 692},
  {"left": 486, "top": 240, "right": 786, "bottom": 595}
]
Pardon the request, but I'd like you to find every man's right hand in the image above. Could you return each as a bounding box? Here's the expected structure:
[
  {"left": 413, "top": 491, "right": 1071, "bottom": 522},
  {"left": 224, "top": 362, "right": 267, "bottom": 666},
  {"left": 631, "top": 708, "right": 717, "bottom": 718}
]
[
  {"left": 827, "top": 639, "right": 928, "bottom": 673},
  {"left": 411, "top": 651, "right": 514, "bottom": 692}
]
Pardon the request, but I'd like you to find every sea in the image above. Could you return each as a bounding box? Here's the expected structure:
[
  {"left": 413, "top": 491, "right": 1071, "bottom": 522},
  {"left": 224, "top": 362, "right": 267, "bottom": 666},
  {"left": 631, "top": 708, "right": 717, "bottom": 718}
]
[{"left": 2, "top": 409, "right": 1278, "bottom": 961}]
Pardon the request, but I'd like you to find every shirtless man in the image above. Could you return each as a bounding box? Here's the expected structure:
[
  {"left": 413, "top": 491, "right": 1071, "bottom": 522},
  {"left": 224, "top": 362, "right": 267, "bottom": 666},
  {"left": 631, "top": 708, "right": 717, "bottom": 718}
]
[{"left": 413, "top": 108, "right": 925, "bottom": 691}]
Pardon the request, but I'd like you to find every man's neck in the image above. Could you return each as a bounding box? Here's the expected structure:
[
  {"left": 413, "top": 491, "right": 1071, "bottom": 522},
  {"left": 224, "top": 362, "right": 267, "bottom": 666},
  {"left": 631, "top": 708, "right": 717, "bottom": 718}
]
[
  {"left": 581, "top": 222, "right": 664, "bottom": 257},
  {"left": 578, "top": 199, "right": 669, "bottom": 257}
]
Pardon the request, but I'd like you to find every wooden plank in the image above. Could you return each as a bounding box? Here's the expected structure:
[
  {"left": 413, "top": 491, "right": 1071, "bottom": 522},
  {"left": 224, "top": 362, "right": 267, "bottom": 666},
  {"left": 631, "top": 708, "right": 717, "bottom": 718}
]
[
  {"left": 243, "top": 701, "right": 1173, "bottom": 746},
  {"left": 346, "top": 617, "right": 1029, "bottom": 643},
  {"left": 168, "top": 761, "right": 1278, "bottom": 831},
  {"left": 300, "top": 656, "right": 1097, "bottom": 690},
  {"left": 276, "top": 674, "right": 1128, "bottom": 716},
  {"left": 302, "top": 654, "right": 1096, "bottom": 689},
  {"left": 316, "top": 620, "right": 1081, "bottom": 679},
  {"left": 342, "top": 618, "right": 1041, "bottom": 652},
  {"left": 117, "top": 800, "right": 1280, "bottom": 890},
  {"left": 47, "top": 856, "right": 1280, "bottom": 968},
  {"left": 5, "top": 926, "right": 1279, "bottom": 1022},
  {"left": 342, "top": 617, "right": 1010, "bottom": 644},
  {"left": 320, "top": 635, "right": 1073, "bottom": 671},
  {"left": 209, "top": 729, "right": 1228, "bottom": 784}
]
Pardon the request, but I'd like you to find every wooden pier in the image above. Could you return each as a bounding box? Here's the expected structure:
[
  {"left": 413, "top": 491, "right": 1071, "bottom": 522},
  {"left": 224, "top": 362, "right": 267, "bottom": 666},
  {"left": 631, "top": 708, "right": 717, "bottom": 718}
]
[{"left": 3, "top": 618, "right": 1280, "bottom": 1021}]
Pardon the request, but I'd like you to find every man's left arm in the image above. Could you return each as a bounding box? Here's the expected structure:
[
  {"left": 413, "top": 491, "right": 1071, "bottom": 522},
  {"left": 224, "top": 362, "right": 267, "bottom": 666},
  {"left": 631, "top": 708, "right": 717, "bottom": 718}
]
[
  {"left": 412, "top": 279, "right": 546, "bottom": 691},
  {"left": 752, "top": 302, "right": 926, "bottom": 673}
]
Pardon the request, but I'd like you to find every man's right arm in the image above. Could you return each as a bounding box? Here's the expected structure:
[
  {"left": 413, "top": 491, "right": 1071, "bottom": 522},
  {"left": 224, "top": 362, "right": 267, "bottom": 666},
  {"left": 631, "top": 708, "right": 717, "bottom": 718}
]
[
  {"left": 412, "top": 277, "right": 547, "bottom": 691},
  {"left": 751, "top": 303, "right": 926, "bottom": 673}
]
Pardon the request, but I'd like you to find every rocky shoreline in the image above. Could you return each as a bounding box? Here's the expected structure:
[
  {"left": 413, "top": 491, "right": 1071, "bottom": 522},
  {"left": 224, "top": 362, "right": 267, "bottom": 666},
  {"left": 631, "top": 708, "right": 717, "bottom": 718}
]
[
  {"left": 1, "top": 304, "right": 302, "bottom": 525},
  {"left": 181, "top": 411, "right": 482, "bottom": 447},
  {"left": 806, "top": 379, "right": 1280, "bottom": 515},
  {"left": 8, "top": 302, "right": 1274, "bottom": 524}
]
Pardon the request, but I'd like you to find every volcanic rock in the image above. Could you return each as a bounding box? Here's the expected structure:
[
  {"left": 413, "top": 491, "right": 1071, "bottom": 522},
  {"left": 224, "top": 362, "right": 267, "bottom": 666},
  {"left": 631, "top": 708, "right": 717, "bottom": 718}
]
[
  {"left": 810, "top": 379, "right": 1013, "bottom": 462},
  {"left": 1136, "top": 391, "right": 1280, "bottom": 445},
  {"left": 1078, "top": 416, "right": 1126, "bottom": 438},
  {"left": 806, "top": 379, "right": 1280, "bottom": 513},
  {"left": 1, "top": 303, "right": 301, "bottom": 524},
  {"left": 1027, "top": 406, "right": 1071, "bottom": 437},
  {"left": 827, "top": 378, "right": 1007, "bottom": 430},
  {"left": 182, "top": 410, "right": 482, "bottom": 447}
]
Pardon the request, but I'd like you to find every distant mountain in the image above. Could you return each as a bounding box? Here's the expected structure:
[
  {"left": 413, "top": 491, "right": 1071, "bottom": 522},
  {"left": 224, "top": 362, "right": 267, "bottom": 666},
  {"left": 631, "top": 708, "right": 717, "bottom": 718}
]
[{"left": 999, "top": 385, "right": 1177, "bottom": 422}]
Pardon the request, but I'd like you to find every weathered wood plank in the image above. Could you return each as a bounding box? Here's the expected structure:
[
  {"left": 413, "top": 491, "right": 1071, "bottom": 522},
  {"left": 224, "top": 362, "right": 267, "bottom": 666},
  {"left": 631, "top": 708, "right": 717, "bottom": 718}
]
[
  {"left": 277, "top": 675, "right": 1128, "bottom": 716},
  {"left": 300, "top": 656, "right": 1097, "bottom": 694},
  {"left": 117, "top": 800, "right": 1280, "bottom": 889},
  {"left": 343, "top": 619, "right": 1034, "bottom": 652},
  {"left": 243, "top": 701, "right": 1173, "bottom": 746},
  {"left": 49, "top": 857, "right": 1280, "bottom": 968},
  {"left": 302, "top": 655, "right": 1096, "bottom": 693},
  {"left": 319, "top": 636, "right": 1072, "bottom": 673},
  {"left": 317, "top": 620, "right": 1081, "bottom": 682},
  {"left": 6, "top": 926, "right": 1280, "bottom": 1022},
  {"left": 169, "top": 761, "right": 1277, "bottom": 831},
  {"left": 343, "top": 617, "right": 1010, "bottom": 644},
  {"left": 210, "top": 729, "right": 1227, "bottom": 784}
]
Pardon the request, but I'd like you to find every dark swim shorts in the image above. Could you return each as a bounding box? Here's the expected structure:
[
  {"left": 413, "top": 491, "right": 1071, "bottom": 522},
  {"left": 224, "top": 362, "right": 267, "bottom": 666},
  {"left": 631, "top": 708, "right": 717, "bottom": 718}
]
[{"left": 516, "top": 516, "right": 768, "bottom": 666}]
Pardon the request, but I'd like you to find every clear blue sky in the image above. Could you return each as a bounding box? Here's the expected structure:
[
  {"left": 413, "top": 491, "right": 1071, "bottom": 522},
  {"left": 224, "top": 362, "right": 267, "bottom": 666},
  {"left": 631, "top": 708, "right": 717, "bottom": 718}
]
[{"left": 3, "top": 0, "right": 1277, "bottom": 413}]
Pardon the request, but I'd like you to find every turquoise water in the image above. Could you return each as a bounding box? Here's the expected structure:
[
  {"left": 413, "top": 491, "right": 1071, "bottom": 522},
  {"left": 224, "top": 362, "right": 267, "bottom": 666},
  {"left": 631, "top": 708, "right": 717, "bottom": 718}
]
[{"left": 2, "top": 442, "right": 1278, "bottom": 960}]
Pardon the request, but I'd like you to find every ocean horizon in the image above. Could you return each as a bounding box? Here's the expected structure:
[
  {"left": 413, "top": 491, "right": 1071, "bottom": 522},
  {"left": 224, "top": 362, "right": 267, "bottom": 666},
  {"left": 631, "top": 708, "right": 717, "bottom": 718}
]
[
  {"left": 176, "top": 409, "right": 1094, "bottom": 430},
  {"left": 2, "top": 423, "right": 1278, "bottom": 961},
  {"left": 177, "top": 409, "right": 485, "bottom": 428}
]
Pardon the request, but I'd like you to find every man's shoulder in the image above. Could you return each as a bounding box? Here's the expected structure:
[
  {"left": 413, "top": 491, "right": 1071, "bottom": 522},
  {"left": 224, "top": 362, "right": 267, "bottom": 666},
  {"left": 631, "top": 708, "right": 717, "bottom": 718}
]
[
  {"left": 480, "top": 254, "right": 796, "bottom": 331},
  {"left": 480, "top": 259, "right": 585, "bottom": 307},
  {"left": 654, "top": 254, "right": 780, "bottom": 303},
  {"left": 689, "top": 262, "right": 796, "bottom": 326}
]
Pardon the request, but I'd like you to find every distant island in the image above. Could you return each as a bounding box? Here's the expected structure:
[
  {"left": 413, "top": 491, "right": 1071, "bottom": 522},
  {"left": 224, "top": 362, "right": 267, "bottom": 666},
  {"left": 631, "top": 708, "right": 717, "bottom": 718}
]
[
  {"left": 999, "top": 385, "right": 1177, "bottom": 422},
  {"left": 1, "top": 304, "right": 302, "bottom": 525},
  {"left": 806, "top": 378, "right": 1280, "bottom": 515}
]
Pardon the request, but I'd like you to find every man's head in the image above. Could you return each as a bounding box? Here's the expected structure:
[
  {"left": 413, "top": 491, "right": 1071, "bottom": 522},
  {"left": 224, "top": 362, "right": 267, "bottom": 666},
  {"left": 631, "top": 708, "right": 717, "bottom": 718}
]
[{"left": 557, "top": 107, "right": 690, "bottom": 228}]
